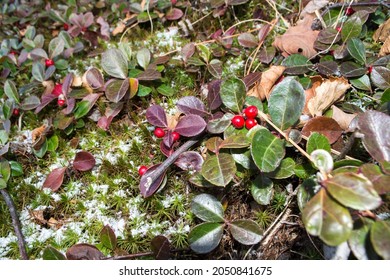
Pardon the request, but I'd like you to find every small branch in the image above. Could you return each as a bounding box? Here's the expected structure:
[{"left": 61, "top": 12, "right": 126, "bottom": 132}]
[
  {"left": 0, "top": 189, "right": 28, "bottom": 260},
  {"left": 104, "top": 251, "right": 153, "bottom": 260}
]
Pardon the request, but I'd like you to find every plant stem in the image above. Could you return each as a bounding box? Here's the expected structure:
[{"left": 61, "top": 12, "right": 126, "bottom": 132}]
[{"left": 0, "top": 189, "right": 28, "bottom": 260}]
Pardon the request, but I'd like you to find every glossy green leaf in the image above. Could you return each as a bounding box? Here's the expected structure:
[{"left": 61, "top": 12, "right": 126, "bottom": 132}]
[
  {"left": 265, "top": 157, "right": 295, "bottom": 179},
  {"left": 282, "top": 54, "right": 313, "bottom": 75},
  {"left": 42, "top": 246, "right": 67, "bottom": 260},
  {"left": 0, "top": 130, "right": 9, "bottom": 145},
  {"left": 220, "top": 78, "right": 246, "bottom": 113},
  {"left": 229, "top": 219, "right": 263, "bottom": 245},
  {"left": 157, "top": 84, "right": 174, "bottom": 96},
  {"left": 48, "top": 37, "right": 65, "bottom": 59},
  {"left": 9, "top": 161, "right": 23, "bottom": 177},
  {"left": 201, "top": 153, "right": 236, "bottom": 187},
  {"left": 268, "top": 77, "right": 305, "bottom": 130},
  {"left": 219, "top": 134, "right": 250, "bottom": 149},
  {"left": 33, "top": 140, "right": 48, "bottom": 158},
  {"left": 0, "top": 177, "right": 7, "bottom": 189},
  {"left": 73, "top": 94, "right": 100, "bottom": 119},
  {"left": 350, "top": 75, "right": 371, "bottom": 91},
  {"left": 307, "top": 132, "right": 331, "bottom": 154},
  {"left": 294, "top": 163, "right": 316, "bottom": 179},
  {"left": 47, "top": 135, "right": 59, "bottom": 152},
  {"left": 0, "top": 160, "right": 11, "bottom": 182},
  {"left": 136, "top": 48, "right": 151, "bottom": 70},
  {"left": 231, "top": 148, "right": 255, "bottom": 170},
  {"left": 340, "top": 61, "right": 366, "bottom": 78},
  {"left": 101, "top": 49, "right": 128, "bottom": 79},
  {"left": 21, "top": 95, "right": 40, "bottom": 110},
  {"left": 207, "top": 113, "right": 234, "bottom": 134},
  {"left": 348, "top": 217, "right": 375, "bottom": 260},
  {"left": 346, "top": 38, "right": 366, "bottom": 65},
  {"left": 370, "top": 66, "right": 390, "bottom": 90},
  {"left": 32, "top": 62, "right": 45, "bottom": 82},
  {"left": 251, "top": 127, "right": 285, "bottom": 172},
  {"left": 251, "top": 174, "right": 273, "bottom": 205},
  {"left": 311, "top": 149, "right": 333, "bottom": 174},
  {"left": 137, "top": 84, "right": 152, "bottom": 97},
  {"left": 4, "top": 80, "right": 19, "bottom": 104},
  {"left": 188, "top": 222, "right": 224, "bottom": 254},
  {"left": 370, "top": 220, "right": 390, "bottom": 260},
  {"left": 197, "top": 44, "right": 211, "bottom": 63},
  {"left": 100, "top": 225, "right": 117, "bottom": 250},
  {"left": 325, "top": 172, "right": 382, "bottom": 210},
  {"left": 302, "top": 188, "right": 353, "bottom": 246},
  {"left": 297, "top": 179, "right": 318, "bottom": 211},
  {"left": 191, "top": 194, "right": 224, "bottom": 223},
  {"left": 341, "top": 16, "right": 362, "bottom": 42}
]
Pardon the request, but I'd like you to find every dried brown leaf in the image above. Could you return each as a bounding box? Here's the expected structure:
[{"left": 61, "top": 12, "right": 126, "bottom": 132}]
[
  {"left": 247, "top": 65, "right": 285, "bottom": 100},
  {"left": 373, "top": 18, "right": 390, "bottom": 43},
  {"left": 273, "top": 13, "right": 320, "bottom": 58},
  {"left": 379, "top": 37, "right": 390, "bottom": 57},
  {"left": 331, "top": 105, "right": 357, "bottom": 131},
  {"left": 307, "top": 77, "right": 350, "bottom": 117}
]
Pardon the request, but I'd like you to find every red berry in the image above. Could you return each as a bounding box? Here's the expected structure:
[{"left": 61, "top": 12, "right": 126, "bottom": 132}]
[
  {"left": 172, "top": 131, "right": 180, "bottom": 141},
  {"left": 231, "top": 115, "right": 245, "bottom": 129},
  {"left": 57, "top": 99, "right": 66, "bottom": 107},
  {"left": 63, "top": 23, "right": 69, "bottom": 30},
  {"left": 244, "top": 105, "right": 258, "bottom": 119},
  {"left": 336, "top": 26, "right": 342, "bottom": 32},
  {"left": 138, "top": 165, "right": 148, "bottom": 176},
  {"left": 345, "top": 7, "right": 354, "bottom": 16},
  {"left": 52, "top": 83, "right": 63, "bottom": 96},
  {"left": 45, "top": 59, "right": 54, "bottom": 67},
  {"left": 154, "top": 127, "right": 165, "bottom": 138},
  {"left": 245, "top": 118, "right": 257, "bottom": 130},
  {"left": 13, "top": 108, "right": 19, "bottom": 116},
  {"left": 9, "top": 50, "right": 17, "bottom": 55},
  {"left": 82, "top": 26, "right": 87, "bottom": 32},
  {"left": 368, "top": 66, "right": 373, "bottom": 74}
]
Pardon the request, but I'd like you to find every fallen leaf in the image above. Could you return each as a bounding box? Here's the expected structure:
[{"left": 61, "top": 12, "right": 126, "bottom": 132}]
[
  {"left": 373, "top": 18, "right": 390, "bottom": 43},
  {"left": 307, "top": 77, "right": 350, "bottom": 117},
  {"left": 302, "top": 116, "right": 343, "bottom": 144},
  {"left": 247, "top": 65, "right": 285, "bottom": 100},
  {"left": 166, "top": 112, "right": 181, "bottom": 130},
  {"left": 331, "top": 105, "right": 357, "bottom": 131},
  {"left": 379, "top": 36, "right": 390, "bottom": 57},
  {"left": 273, "top": 13, "right": 320, "bottom": 58},
  {"left": 301, "top": 0, "right": 329, "bottom": 17}
]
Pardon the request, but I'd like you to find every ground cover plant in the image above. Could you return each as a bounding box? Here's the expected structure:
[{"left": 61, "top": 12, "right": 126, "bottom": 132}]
[{"left": 0, "top": 0, "right": 389, "bottom": 260}]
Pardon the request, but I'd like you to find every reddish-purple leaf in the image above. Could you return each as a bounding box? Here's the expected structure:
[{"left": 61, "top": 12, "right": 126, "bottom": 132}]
[
  {"left": 34, "top": 94, "right": 57, "bottom": 114},
  {"left": 62, "top": 73, "right": 74, "bottom": 96},
  {"left": 175, "top": 115, "right": 207, "bottom": 137},
  {"left": 151, "top": 236, "right": 171, "bottom": 260},
  {"left": 66, "top": 243, "right": 104, "bottom": 260},
  {"left": 137, "top": 69, "right": 162, "bottom": 81},
  {"left": 96, "top": 16, "right": 110, "bottom": 40},
  {"left": 97, "top": 116, "right": 110, "bottom": 131},
  {"left": 238, "top": 33, "right": 258, "bottom": 48},
  {"left": 160, "top": 141, "right": 175, "bottom": 157},
  {"left": 97, "top": 103, "right": 124, "bottom": 130},
  {"left": 208, "top": 59, "right": 223, "bottom": 79},
  {"left": 181, "top": 43, "right": 195, "bottom": 63},
  {"left": 221, "top": 27, "right": 235, "bottom": 49},
  {"left": 163, "top": 130, "right": 175, "bottom": 148},
  {"left": 104, "top": 78, "right": 129, "bottom": 103},
  {"left": 207, "top": 79, "right": 222, "bottom": 110},
  {"left": 177, "top": 96, "right": 208, "bottom": 117},
  {"left": 146, "top": 105, "right": 168, "bottom": 127},
  {"left": 85, "top": 68, "right": 104, "bottom": 90},
  {"left": 139, "top": 163, "right": 167, "bottom": 198},
  {"left": 175, "top": 151, "right": 204, "bottom": 171},
  {"left": 166, "top": 8, "right": 184, "bottom": 21},
  {"left": 243, "top": 72, "right": 262, "bottom": 88},
  {"left": 73, "top": 151, "right": 96, "bottom": 171},
  {"left": 61, "top": 98, "right": 76, "bottom": 115},
  {"left": 43, "top": 167, "right": 67, "bottom": 192}
]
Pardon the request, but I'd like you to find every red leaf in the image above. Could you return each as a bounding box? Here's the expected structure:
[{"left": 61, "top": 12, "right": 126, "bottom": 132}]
[
  {"left": 146, "top": 105, "right": 168, "bottom": 127},
  {"left": 73, "top": 151, "right": 96, "bottom": 171},
  {"left": 175, "top": 115, "right": 207, "bottom": 137},
  {"left": 166, "top": 8, "right": 184, "bottom": 21},
  {"left": 43, "top": 167, "right": 67, "bottom": 192},
  {"left": 66, "top": 243, "right": 104, "bottom": 260},
  {"left": 302, "top": 116, "right": 343, "bottom": 144}
]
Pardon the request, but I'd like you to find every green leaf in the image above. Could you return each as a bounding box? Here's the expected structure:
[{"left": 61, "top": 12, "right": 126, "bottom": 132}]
[
  {"left": 282, "top": 54, "right": 313, "bottom": 75},
  {"left": 268, "top": 77, "right": 305, "bottom": 130},
  {"left": 33, "top": 140, "right": 48, "bottom": 158},
  {"left": 371, "top": 66, "right": 390, "bottom": 90},
  {"left": 201, "top": 153, "right": 236, "bottom": 187},
  {"left": 346, "top": 38, "right": 366, "bottom": 65},
  {"left": 311, "top": 149, "right": 333, "bottom": 174},
  {"left": 9, "top": 161, "right": 23, "bottom": 177},
  {"left": 207, "top": 113, "right": 234, "bottom": 134},
  {"left": 220, "top": 78, "right": 246, "bottom": 113},
  {"left": 265, "top": 157, "right": 295, "bottom": 179},
  {"left": 231, "top": 148, "right": 255, "bottom": 170},
  {"left": 0, "top": 160, "right": 11, "bottom": 182},
  {"left": 207, "top": 59, "right": 223, "bottom": 79},
  {"left": 4, "top": 80, "right": 19, "bottom": 104},
  {"left": 100, "top": 225, "right": 117, "bottom": 250},
  {"left": 219, "top": 134, "right": 250, "bottom": 149},
  {"left": 251, "top": 127, "right": 285, "bottom": 172},
  {"left": 229, "top": 219, "right": 263, "bottom": 245},
  {"left": 0, "top": 130, "right": 9, "bottom": 145},
  {"left": 48, "top": 37, "right": 65, "bottom": 59},
  {"left": 294, "top": 163, "right": 316, "bottom": 179},
  {"left": 0, "top": 178, "right": 7, "bottom": 190},
  {"left": 188, "top": 222, "right": 224, "bottom": 254},
  {"left": 21, "top": 95, "right": 40, "bottom": 110},
  {"left": 325, "top": 172, "right": 382, "bottom": 210},
  {"left": 348, "top": 217, "right": 375, "bottom": 260},
  {"left": 370, "top": 220, "right": 390, "bottom": 260},
  {"left": 297, "top": 179, "right": 318, "bottom": 211},
  {"left": 136, "top": 48, "right": 151, "bottom": 70},
  {"left": 157, "top": 84, "right": 174, "bottom": 97},
  {"left": 350, "top": 75, "right": 371, "bottom": 91},
  {"left": 341, "top": 16, "right": 362, "bottom": 42},
  {"left": 73, "top": 94, "right": 100, "bottom": 120},
  {"left": 42, "top": 246, "right": 66, "bottom": 260},
  {"left": 197, "top": 44, "right": 211, "bottom": 63},
  {"left": 137, "top": 84, "right": 152, "bottom": 97},
  {"left": 251, "top": 174, "right": 273, "bottom": 205},
  {"left": 191, "top": 194, "right": 224, "bottom": 223},
  {"left": 101, "top": 49, "right": 128, "bottom": 79},
  {"left": 302, "top": 188, "right": 353, "bottom": 246},
  {"left": 360, "top": 163, "right": 390, "bottom": 195},
  {"left": 307, "top": 132, "right": 331, "bottom": 154},
  {"left": 47, "top": 135, "right": 59, "bottom": 152},
  {"left": 32, "top": 62, "right": 45, "bottom": 82}
]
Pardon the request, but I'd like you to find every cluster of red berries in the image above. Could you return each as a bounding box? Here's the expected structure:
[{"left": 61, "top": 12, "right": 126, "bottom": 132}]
[
  {"left": 153, "top": 127, "right": 180, "bottom": 141},
  {"left": 231, "top": 105, "right": 258, "bottom": 130}
]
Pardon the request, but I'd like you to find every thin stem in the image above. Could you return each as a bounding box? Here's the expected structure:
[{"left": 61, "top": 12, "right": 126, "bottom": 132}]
[
  {"left": 258, "top": 111, "right": 313, "bottom": 162},
  {"left": 0, "top": 189, "right": 28, "bottom": 260}
]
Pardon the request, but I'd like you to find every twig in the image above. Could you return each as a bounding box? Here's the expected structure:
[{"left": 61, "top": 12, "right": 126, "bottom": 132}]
[
  {"left": 104, "top": 251, "right": 153, "bottom": 260},
  {"left": 0, "top": 189, "right": 28, "bottom": 260}
]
